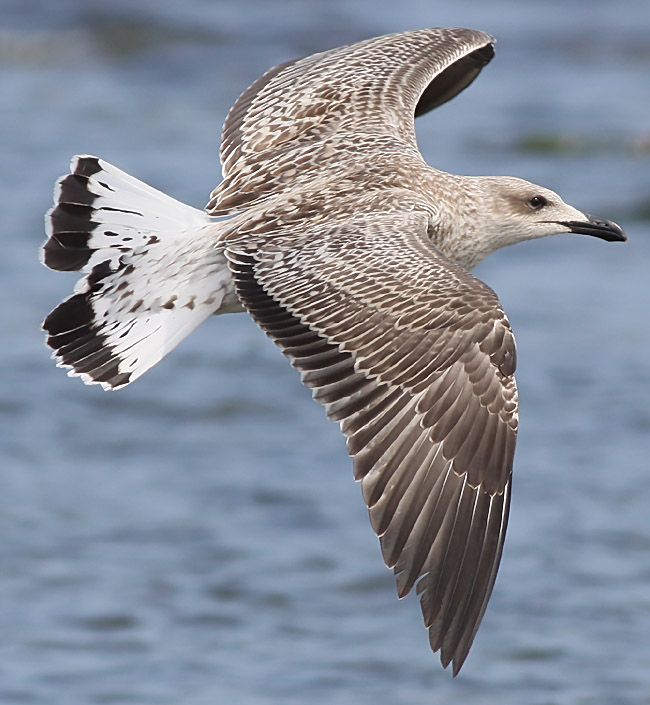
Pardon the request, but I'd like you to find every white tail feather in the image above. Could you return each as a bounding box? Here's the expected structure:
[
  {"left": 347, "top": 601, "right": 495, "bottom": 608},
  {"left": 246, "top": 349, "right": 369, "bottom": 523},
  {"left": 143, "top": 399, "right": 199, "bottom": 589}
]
[{"left": 42, "top": 155, "right": 234, "bottom": 389}]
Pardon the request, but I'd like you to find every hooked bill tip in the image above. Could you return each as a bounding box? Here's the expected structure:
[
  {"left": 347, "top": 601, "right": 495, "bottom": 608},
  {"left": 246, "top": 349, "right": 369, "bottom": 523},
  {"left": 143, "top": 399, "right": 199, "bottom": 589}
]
[{"left": 560, "top": 214, "right": 627, "bottom": 242}]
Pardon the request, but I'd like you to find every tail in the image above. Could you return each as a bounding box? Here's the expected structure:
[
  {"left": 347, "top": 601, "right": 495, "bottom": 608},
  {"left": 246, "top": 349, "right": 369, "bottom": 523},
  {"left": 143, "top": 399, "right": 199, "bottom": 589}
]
[{"left": 42, "top": 155, "right": 232, "bottom": 390}]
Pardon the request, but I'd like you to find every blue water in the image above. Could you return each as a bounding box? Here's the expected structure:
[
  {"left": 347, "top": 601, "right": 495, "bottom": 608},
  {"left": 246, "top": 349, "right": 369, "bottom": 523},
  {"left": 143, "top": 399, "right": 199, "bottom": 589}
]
[{"left": 2, "top": 1, "right": 650, "bottom": 703}]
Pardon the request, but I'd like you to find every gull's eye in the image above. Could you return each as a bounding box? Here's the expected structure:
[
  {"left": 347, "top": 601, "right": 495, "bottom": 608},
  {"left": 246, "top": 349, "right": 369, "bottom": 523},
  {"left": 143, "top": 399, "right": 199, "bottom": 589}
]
[{"left": 528, "top": 195, "right": 548, "bottom": 210}]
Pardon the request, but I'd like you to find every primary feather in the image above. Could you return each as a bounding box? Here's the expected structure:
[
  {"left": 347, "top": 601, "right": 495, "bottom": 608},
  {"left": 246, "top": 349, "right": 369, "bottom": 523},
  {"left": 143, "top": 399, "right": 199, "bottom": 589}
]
[{"left": 42, "top": 28, "right": 624, "bottom": 674}]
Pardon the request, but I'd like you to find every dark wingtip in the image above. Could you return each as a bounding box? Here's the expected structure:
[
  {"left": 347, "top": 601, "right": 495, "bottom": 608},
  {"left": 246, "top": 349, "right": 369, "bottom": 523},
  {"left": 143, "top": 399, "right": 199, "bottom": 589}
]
[
  {"left": 415, "top": 41, "right": 495, "bottom": 118},
  {"left": 471, "top": 42, "right": 495, "bottom": 67}
]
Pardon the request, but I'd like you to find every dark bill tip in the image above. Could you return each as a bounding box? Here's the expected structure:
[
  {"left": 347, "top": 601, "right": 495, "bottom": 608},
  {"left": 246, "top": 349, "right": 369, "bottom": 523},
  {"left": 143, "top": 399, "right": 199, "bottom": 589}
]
[{"left": 560, "top": 214, "right": 627, "bottom": 242}]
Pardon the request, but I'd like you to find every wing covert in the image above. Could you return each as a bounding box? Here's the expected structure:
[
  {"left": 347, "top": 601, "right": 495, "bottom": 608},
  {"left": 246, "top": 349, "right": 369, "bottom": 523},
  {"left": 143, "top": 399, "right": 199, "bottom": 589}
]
[
  {"left": 209, "top": 28, "right": 494, "bottom": 214},
  {"left": 225, "top": 212, "right": 518, "bottom": 674}
]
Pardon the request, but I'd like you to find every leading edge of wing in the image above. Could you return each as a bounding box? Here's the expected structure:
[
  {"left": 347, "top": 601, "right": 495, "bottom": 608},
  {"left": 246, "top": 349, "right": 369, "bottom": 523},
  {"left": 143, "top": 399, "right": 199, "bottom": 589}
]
[
  {"left": 224, "top": 211, "right": 517, "bottom": 673},
  {"left": 215, "top": 28, "right": 495, "bottom": 188}
]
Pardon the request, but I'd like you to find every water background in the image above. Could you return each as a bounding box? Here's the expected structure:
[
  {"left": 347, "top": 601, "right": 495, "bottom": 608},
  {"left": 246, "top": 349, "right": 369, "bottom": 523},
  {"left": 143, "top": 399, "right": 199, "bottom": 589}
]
[{"left": 2, "top": 1, "right": 650, "bottom": 703}]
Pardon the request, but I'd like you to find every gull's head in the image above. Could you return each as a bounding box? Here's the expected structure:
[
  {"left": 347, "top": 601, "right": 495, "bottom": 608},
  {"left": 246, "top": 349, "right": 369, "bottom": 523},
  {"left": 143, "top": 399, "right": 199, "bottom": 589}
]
[{"left": 443, "top": 175, "right": 626, "bottom": 270}]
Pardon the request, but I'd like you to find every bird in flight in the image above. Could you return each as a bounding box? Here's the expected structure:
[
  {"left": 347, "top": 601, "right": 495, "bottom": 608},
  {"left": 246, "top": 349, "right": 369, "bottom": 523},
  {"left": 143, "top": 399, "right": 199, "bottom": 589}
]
[{"left": 41, "top": 27, "right": 625, "bottom": 674}]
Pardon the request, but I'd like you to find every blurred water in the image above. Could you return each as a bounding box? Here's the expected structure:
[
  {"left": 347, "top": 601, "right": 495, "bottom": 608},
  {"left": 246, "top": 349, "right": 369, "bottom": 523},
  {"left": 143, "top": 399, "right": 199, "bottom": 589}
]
[{"left": 2, "top": 1, "right": 650, "bottom": 703}]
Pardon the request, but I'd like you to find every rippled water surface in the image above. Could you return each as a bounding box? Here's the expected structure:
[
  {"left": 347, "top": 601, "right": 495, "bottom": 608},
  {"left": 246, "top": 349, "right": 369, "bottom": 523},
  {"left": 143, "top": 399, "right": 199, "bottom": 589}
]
[{"left": 2, "top": 1, "right": 650, "bottom": 703}]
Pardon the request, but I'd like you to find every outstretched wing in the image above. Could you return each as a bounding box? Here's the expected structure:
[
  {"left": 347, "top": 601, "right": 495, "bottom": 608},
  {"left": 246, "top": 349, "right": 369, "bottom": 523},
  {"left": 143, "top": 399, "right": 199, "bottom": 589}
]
[
  {"left": 208, "top": 28, "right": 494, "bottom": 214},
  {"left": 225, "top": 212, "right": 518, "bottom": 674}
]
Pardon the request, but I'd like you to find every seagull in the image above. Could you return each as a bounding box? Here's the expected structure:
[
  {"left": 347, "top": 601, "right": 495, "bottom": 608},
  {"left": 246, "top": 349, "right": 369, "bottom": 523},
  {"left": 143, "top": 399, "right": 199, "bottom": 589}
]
[{"left": 41, "top": 27, "right": 626, "bottom": 675}]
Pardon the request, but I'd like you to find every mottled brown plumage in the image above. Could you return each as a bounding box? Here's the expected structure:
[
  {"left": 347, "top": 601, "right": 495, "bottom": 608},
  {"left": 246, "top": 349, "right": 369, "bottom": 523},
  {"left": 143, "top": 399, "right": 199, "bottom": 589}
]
[
  {"left": 42, "top": 27, "right": 625, "bottom": 675},
  {"left": 209, "top": 28, "right": 493, "bottom": 216},
  {"left": 225, "top": 211, "right": 517, "bottom": 671}
]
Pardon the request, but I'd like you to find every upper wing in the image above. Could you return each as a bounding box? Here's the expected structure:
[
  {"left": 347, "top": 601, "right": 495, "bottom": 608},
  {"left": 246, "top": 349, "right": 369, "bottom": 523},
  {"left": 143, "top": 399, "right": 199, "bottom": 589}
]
[
  {"left": 225, "top": 212, "right": 518, "bottom": 674},
  {"left": 208, "top": 28, "right": 494, "bottom": 214}
]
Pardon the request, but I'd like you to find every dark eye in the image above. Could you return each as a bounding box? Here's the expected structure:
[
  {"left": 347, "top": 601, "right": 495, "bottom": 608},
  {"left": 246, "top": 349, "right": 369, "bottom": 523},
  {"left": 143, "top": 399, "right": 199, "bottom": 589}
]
[{"left": 528, "top": 195, "right": 548, "bottom": 209}]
